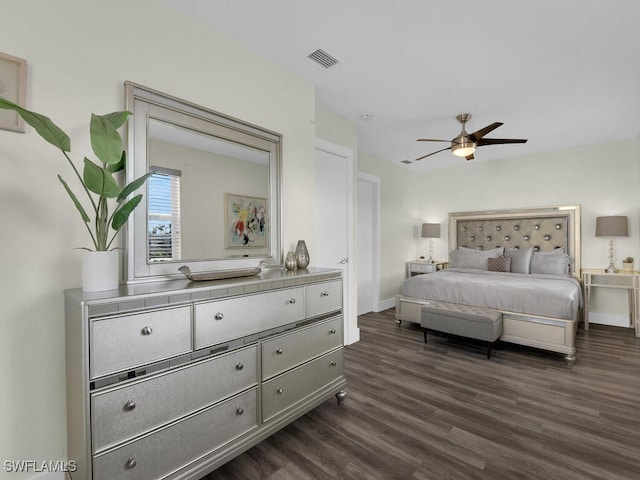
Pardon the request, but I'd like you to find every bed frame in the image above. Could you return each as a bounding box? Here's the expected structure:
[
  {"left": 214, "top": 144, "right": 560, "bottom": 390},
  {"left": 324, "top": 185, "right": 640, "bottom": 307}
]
[{"left": 395, "top": 205, "right": 582, "bottom": 364}]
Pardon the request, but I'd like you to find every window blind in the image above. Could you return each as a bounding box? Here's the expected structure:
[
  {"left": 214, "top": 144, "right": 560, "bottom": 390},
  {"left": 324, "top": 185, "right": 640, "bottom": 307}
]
[{"left": 148, "top": 167, "right": 182, "bottom": 262}]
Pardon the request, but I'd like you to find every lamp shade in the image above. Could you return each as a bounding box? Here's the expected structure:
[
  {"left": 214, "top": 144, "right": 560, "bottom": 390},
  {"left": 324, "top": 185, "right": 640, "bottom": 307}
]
[
  {"left": 595, "top": 216, "right": 628, "bottom": 237},
  {"left": 421, "top": 223, "right": 441, "bottom": 238}
]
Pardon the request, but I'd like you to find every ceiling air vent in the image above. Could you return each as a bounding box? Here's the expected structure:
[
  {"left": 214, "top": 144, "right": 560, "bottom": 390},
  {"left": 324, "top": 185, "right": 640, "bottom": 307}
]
[{"left": 308, "top": 49, "right": 339, "bottom": 69}]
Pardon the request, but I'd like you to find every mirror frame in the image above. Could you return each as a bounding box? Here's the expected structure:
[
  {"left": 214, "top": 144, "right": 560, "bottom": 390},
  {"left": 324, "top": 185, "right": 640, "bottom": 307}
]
[{"left": 123, "top": 82, "right": 283, "bottom": 283}]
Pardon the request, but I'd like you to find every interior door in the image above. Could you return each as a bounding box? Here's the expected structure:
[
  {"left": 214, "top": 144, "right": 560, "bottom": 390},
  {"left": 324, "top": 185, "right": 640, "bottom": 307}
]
[{"left": 314, "top": 143, "right": 356, "bottom": 344}]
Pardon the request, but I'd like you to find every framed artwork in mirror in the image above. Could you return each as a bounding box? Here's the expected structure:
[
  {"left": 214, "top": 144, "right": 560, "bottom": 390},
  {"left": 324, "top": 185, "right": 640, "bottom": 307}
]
[
  {"left": 225, "top": 193, "right": 268, "bottom": 248},
  {"left": 0, "top": 51, "right": 27, "bottom": 132}
]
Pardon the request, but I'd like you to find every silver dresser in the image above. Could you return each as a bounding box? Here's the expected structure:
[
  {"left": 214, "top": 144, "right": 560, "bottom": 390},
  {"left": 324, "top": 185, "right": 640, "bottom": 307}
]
[{"left": 64, "top": 268, "right": 346, "bottom": 480}]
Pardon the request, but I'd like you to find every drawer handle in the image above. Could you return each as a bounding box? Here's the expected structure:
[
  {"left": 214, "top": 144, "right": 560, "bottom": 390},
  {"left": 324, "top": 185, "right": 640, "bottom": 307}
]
[
  {"left": 214, "top": 312, "right": 224, "bottom": 320},
  {"left": 141, "top": 326, "right": 153, "bottom": 336},
  {"left": 276, "top": 348, "right": 284, "bottom": 355},
  {"left": 287, "top": 297, "right": 296, "bottom": 304},
  {"left": 329, "top": 329, "right": 337, "bottom": 334},
  {"left": 330, "top": 360, "right": 337, "bottom": 367},
  {"left": 321, "top": 291, "right": 330, "bottom": 297},
  {"left": 126, "top": 457, "right": 137, "bottom": 469},
  {"left": 277, "top": 387, "right": 284, "bottom": 395},
  {"left": 236, "top": 407, "right": 244, "bottom": 415},
  {"left": 124, "top": 400, "right": 136, "bottom": 411},
  {"left": 235, "top": 362, "right": 244, "bottom": 371}
]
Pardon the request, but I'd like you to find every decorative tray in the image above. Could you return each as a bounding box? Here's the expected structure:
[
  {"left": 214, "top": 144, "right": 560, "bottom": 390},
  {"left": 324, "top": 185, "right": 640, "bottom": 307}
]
[{"left": 178, "top": 265, "right": 261, "bottom": 282}]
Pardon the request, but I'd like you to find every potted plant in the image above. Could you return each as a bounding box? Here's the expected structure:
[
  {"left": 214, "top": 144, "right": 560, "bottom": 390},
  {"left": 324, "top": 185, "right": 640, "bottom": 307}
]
[
  {"left": 622, "top": 257, "right": 634, "bottom": 272},
  {"left": 0, "top": 97, "right": 151, "bottom": 291}
]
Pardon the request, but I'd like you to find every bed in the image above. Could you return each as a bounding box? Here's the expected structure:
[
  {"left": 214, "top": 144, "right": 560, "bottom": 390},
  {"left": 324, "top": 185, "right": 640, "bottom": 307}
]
[{"left": 395, "top": 205, "right": 583, "bottom": 364}]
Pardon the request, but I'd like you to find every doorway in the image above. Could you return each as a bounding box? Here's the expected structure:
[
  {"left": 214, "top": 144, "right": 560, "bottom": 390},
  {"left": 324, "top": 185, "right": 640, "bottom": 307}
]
[
  {"left": 314, "top": 139, "right": 359, "bottom": 344},
  {"left": 357, "top": 173, "right": 380, "bottom": 315}
]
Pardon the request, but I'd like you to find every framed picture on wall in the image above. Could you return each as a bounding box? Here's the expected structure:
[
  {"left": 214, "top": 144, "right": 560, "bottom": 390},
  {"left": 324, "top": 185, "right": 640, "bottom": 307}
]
[
  {"left": 224, "top": 193, "right": 268, "bottom": 248},
  {"left": 0, "top": 51, "right": 27, "bottom": 132}
]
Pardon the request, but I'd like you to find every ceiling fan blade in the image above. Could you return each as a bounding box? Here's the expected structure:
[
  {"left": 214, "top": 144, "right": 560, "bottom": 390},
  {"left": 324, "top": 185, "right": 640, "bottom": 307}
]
[
  {"left": 477, "top": 138, "right": 528, "bottom": 146},
  {"left": 465, "top": 153, "right": 474, "bottom": 161},
  {"left": 468, "top": 122, "right": 503, "bottom": 142},
  {"left": 415, "top": 146, "right": 452, "bottom": 161},
  {"left": 417, "top": 138, "right": 450, "bottom": 142}
]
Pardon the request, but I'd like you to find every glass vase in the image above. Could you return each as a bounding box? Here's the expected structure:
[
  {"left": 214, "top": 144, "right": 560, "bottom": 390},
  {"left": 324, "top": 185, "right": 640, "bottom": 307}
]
[
  {"left": 284, "top": 251, "right": 298, "bottom": 270},
  {"left": 295, "top": 240, "right": 310, "bottom": 269}
]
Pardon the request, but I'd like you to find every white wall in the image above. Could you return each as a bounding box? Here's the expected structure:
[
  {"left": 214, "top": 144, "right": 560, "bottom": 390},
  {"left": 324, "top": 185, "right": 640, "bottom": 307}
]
[
  {"left": 359, "top": 138, "right": 640, "bottom": 306},
  {"left": 357, "top": 150, "right": 427, "bottom": 301},
  {"left": 0, "top": 1, "right": 316, "bottom": 476},
  {"left": 424, "top": 139, "right": 640, "bottom": 266}
]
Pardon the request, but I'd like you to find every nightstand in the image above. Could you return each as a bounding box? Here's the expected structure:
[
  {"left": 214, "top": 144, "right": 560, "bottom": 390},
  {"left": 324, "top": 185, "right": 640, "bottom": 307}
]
[
  {"left": 407, "top": 260, "right": 448, "bottom": 278},
  {"left": 582, "top": 269, "right": 640, "bottom": 337}
]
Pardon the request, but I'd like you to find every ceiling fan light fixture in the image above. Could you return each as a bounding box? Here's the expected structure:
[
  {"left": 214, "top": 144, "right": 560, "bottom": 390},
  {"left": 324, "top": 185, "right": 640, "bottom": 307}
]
[
  {"left": 414, "top": 113, "right": 526, "bottom": 162},
  {"left": 451, "top": 137, "right": 476, "bottom": 157}
]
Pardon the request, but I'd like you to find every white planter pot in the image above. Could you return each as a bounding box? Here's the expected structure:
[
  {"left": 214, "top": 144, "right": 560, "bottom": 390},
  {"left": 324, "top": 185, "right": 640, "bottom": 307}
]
[
  {"left": 622, "top": 262, "right": 634, "bottom": 272},
  {"left": 82, "top": 250, "right": 119, "bottom": 292}
]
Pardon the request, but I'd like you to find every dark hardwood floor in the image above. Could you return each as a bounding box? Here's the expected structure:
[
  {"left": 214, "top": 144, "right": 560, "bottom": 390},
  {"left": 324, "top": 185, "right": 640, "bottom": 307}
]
[{"left": 202, "top": 309, "right": 640, "bottom": 480}]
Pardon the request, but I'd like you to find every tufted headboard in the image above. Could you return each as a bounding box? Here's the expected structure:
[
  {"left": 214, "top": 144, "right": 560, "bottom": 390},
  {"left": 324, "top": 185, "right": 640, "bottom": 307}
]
[{"left": 449, "top": 205, "right": 581, "bottom": 275}]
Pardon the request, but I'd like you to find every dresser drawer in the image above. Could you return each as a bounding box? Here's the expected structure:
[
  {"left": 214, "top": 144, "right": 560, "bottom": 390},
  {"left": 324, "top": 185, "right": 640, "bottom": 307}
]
[
  {"left": 262, "top": 348, "right": 343, "bottom": 422},
  {"left": 305, "top": 280, "right": 342, "bottom": 319},
  {"left": 90, "top": 306, "right": 192, "bottom": 379},
  {"left": 262, "top": 316, "right": 343, "bottom": 380},
  {"left": 91, "top": 345, "right": 258, "bottom": 454},
  {"left": 93, "top": 388, "right": 257, "bottom": 480},
  {"left": 194, "top": 287, "right": 304, "bottom": 349}
]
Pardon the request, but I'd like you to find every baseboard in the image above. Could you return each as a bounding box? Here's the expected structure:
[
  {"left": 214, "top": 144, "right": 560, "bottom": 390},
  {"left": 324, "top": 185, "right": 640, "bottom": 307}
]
[
  {"left": 376, "top": 297, "right": 395, "bottom": 312},
  {"left": 346, "top": 327, "right": 360, "bottom": 345}
]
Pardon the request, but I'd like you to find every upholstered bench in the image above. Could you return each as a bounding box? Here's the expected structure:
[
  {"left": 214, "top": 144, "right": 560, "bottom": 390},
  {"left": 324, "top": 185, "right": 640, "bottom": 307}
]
[{"left": 420, "top": 301, "right": 503, "bottom": 359}]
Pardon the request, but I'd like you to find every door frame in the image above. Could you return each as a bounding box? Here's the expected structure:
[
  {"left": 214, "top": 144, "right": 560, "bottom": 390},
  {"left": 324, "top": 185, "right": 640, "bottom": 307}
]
[
  {"left": 315, "top": 139, "right": 359, "bottom": 345},
  {"left": 357, "top": 172, "right": 381, "bottom": 313}
]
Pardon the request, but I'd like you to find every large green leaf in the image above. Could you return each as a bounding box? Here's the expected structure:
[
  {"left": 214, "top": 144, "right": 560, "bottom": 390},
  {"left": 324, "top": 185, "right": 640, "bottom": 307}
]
[
  {"left": 57, "top": 175, "right": 90, "bottom": 224},
  {"left": 102, "top": 111, "right": 131, "bottom": 130},
  {"left": 0, "top": 97, "right": 70, "bottom": 152},
  {"left": 117, "top": 172, "right": 152, "bottom": 202},
  {"left": 112, "top": 194, "right": 142, "bottom": 231},
  {"left": 107, "top": 150, "right": 126, "bottom": 173},
  {"left": 90, "top": 114, "right": 122, "bottom": 165},
  {"left": 83, "top": 158, "right": 121, "bottom": 198}
]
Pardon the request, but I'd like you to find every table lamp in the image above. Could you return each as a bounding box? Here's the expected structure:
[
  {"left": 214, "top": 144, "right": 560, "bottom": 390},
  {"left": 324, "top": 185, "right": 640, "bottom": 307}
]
[
  {"left": 421, "top": 223, "right": 440, "bottom": 264},
  {"left": 595, "top": 215, "right": 628, "bottom": 273}
]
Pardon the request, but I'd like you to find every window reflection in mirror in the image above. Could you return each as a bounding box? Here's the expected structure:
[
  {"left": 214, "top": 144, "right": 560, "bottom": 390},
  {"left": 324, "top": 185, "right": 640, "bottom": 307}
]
[{"left": 148, "top": 166, "right": 182, "bottom": 262}]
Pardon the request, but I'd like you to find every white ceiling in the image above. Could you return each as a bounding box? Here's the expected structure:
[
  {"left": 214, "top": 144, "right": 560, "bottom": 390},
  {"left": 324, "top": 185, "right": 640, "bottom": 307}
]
[
  {"left": 165, "top": 0, "right": 640, "bottom": 171},
  {"left": 149, "top": 119, "right": 269, "bottom": 165}
]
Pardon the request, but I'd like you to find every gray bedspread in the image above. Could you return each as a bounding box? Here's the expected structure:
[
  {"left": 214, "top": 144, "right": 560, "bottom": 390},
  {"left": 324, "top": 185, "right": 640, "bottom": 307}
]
[{"left": 401, "top": 268, "right": 583, "bottom": 320}]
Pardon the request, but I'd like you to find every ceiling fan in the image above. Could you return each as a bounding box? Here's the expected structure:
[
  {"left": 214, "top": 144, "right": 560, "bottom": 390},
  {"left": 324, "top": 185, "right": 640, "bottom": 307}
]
[{"left": 415, "top": 113, "right": 528, "bottom": 161}]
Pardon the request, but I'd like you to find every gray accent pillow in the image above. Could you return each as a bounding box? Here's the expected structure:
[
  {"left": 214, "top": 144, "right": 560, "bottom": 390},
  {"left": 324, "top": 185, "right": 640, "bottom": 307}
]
[
  {"left": 530, "top": 249, "right": 572, "bottom": 275},
  {"left": 488, "top": 256, "right": 511, "bottom": 272},
  {"left": 506, "top": 247, "right": 534, "bottom": 274},
  {"left": 450, "top": 247, "right": 504, "bottom": 270}
]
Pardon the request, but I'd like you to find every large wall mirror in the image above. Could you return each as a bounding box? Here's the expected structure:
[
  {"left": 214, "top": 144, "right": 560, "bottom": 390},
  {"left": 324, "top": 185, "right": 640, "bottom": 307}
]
[{"left": 124, "top": 82, "right": 282, "bottom": 283}]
